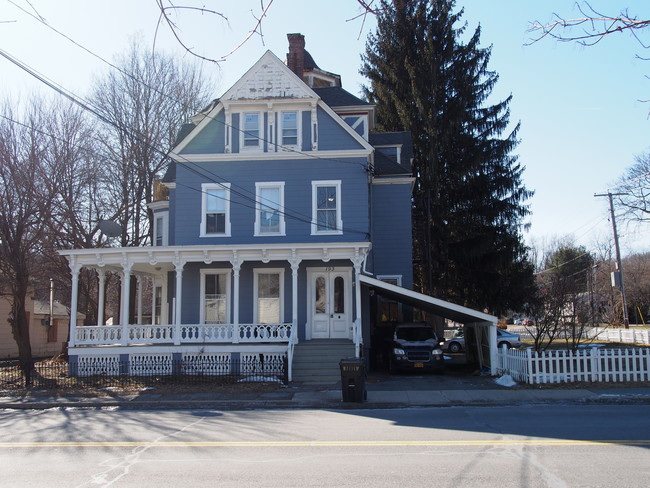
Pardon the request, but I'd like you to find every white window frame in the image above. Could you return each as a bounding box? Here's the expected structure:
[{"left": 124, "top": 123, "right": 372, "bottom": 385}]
[
  {"left": 279, "top": 110, "right": 301, "bottom": 150},
  {"left": 253, "top": 268, "right": 285, "bottom": 324},
  {"left": 200, "top": 183, "right": 231, "bottom": 237},
  {"left": 240, "top": 111, "right": 263, "bottom": 152},
  {"left": 254, "top": 182, "right": 285, "bottom": 236},
  {"left": 153, "top": 211, "right": 168, "bottom": 246},
  {"left": 311, "top": 180, "right": 343, "bottom": 235},
  {"left": 199, "top": 269, "right": 231, "bottom": 325}
]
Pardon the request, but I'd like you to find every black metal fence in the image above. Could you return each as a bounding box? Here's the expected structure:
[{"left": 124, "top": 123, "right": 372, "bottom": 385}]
[{"left": 0, "top": 357, "right": 288, "bottom": 391}]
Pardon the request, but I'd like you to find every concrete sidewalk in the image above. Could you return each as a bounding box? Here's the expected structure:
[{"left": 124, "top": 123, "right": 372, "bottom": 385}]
[{"left": 1, "top": 380, "right": 649, "bottom": 410}]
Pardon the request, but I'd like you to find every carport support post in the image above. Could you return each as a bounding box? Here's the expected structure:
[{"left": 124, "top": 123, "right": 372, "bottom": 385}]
[{"left": 488, "top": 321, "right": 497, "bottom": 376}]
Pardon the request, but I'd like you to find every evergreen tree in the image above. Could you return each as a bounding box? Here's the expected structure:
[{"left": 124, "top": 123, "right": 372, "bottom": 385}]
[{"left": 361, "top": 0, "right": 534, "bottom": 315}]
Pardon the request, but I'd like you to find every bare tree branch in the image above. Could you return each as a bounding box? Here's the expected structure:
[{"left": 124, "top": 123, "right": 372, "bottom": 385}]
[{"left": 527, "top": 2, "right": 650, "bottom": 48}]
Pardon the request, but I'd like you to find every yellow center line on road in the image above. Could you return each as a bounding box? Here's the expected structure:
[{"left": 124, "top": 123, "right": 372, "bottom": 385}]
[{"left": 0, "top": 440, "right": 648, "bottom": 448}]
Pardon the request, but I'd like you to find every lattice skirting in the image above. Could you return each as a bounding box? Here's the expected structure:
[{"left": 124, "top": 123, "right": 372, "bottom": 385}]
[{"left": 71, "top": 352, "right": 287, "bottom": 377}]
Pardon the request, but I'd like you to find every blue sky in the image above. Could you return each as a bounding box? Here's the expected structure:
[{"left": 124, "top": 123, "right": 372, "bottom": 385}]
[{"left": 1, "top": 0, "right": 649, "bottom": 256}]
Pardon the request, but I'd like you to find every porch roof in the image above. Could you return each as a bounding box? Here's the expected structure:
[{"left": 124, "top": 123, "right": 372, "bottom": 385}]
[
  {"left": 359, "top": 274, "right": 497, "bottom": 325},
  {"left": 59, "top": 242, "right": 371, "bottom": 274}
]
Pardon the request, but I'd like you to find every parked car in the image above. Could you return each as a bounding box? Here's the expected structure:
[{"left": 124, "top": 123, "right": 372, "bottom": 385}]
[
  {"left": 389, "top": 323, "right": 445, "bottom": 373},
  {"left": 496, "top": 328, "right": 522, "bottom": 349},
  {"left": 442, "top": 328, "right": 522, "bottom": 353},
  {"left": 442, "top": 330, "right": 465, "bottom": 353}
]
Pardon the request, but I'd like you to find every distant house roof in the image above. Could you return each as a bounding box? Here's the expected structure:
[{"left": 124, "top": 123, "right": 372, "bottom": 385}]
[{"left": 314, "top": 87, "right": 370, "bottom": 108}]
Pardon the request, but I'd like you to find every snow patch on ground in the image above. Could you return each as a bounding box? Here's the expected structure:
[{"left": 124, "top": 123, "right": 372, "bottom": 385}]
[
  {"left": 237, "top": 376, "right": 283, "bottom": 384},
  {"left": 494, "top": 374, "right": 517, "bottom": 387}
]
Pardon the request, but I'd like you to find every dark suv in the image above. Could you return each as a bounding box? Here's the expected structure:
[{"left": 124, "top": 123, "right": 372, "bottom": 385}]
[{"left": 389, "top": 322, "right": 445, "bottom": 373}]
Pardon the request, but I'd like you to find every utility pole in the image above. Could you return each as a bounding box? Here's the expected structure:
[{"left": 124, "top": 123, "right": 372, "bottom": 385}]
[{"left": 594, "top": 192, "right": 629, "bottom": 328}]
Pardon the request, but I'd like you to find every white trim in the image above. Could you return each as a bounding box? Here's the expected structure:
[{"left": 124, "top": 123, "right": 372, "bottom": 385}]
[
  {"left": 199, "top": 268, "right": 232, "bottom": 325},
  {"left": 254, "top": 182, "right": 286, "bottom": 237},
  {"left": 200, "top": 183, "right": 231, "bottom": 237},
  {"left": 148, "top": 200, "right": 169, "bottom": 211},
  {"left": 311, "top": 180, "right": 343, "bottom": 235},
  {"left": 371, "top": 176, "right": 415, "bottom": 185},
  {"left": 253, "top": 268, "right": 285, "bottom": 324},
  {"left": 239, "top": 111, "right": 263, "bottom": 152},
  {"left": 153, "top": 211, "right": 169, "bottom": 247},
  {"left": 377, "top": 275, "right": 402, "bottom": 286},
  {"left": 169, "top": 148, "right": 372, "bottom": 162}
]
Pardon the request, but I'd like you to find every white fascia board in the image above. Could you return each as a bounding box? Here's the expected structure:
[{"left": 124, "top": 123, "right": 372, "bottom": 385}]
[
  {"left": 371, "top": 176, "right": 415, "bottom": 186},
  {"left": 58, "top": 242, "right": 372, "bottom": 273},
  {"left": 169, "top": 149, "right": 372, "bottom": 163},
  {"left": 147, "top": 200, "right": 169, "bottom": 211}
]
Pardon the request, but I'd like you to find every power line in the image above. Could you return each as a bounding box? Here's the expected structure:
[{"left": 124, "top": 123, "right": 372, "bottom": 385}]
[{"left": 0, "top": 48, "right": 369, "bottom": 236}]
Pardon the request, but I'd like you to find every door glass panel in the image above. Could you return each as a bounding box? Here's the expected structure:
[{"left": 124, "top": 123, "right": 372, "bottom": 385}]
[
  {"left": 334, "top": 276, "right": 344, "bottom": 314},
  {"left": 315, "top": 276, "right": 326, "bottom": 314}
]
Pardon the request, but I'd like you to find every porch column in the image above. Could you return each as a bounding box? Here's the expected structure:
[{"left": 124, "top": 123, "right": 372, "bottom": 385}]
[
  {"left": 230, "top": 252, "right": 241, "bottom": 344},
  {"left": 136, "top": 275, "right": 143, "bottom": 325},
  {"left": 68, "top": 256, "right": 81, "bottom": 348},
  {"left": 120, "top": 257, "right": 132, "bottom": 346},
  {"left": 173, "top": 254, "right": 185, "bottom": 345},
  {"left": 352, "top": 250, "right": 365, "bottom": 358},
  {"left": 488, "top": 321, "right": 497, "bottom": 376},
  {"left": 96, "top": 268, "right": 106, "bottom": 326},
  {"left": 151, "top": 277, "right": 157, "bottom": 325},
  {"left": 289, "top": 252, "right": 301, "bottom": 339}
]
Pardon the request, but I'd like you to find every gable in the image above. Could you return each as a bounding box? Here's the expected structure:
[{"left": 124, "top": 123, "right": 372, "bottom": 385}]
[{"left": 221, "top": 51, "right": 318, "bottom": 101}]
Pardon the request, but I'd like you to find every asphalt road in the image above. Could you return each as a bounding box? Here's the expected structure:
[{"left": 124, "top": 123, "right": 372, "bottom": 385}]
[{"left": 1, "top": 404, "right": 648, "bottom": 487}]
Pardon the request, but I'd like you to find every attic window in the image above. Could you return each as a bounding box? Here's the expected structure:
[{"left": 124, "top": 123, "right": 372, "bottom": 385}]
[
  {"left": 281, "top": 111, "right": 299, "bottom": 148},
  {"left": 242, "top": 112, "right": 262, "bottom": 150}
]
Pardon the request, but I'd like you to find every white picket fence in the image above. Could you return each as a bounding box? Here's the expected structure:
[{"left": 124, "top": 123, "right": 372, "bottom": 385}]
[{"left": 497, "top": 346, "right": 650, "bottom": 384}]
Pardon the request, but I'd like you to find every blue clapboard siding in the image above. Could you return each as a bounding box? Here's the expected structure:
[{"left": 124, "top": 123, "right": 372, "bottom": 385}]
[
  {"left": 370, "top": 182, "right": 413, "bottom": 289},
  {"left": 171, "top": 157, "right": 370, "bottom": 246},
  {"left": 181, "top": 112, "right": 226, "bottom": 154}
]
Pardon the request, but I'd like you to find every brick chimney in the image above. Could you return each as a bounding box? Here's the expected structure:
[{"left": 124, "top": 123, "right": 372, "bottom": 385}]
[{"left": 286, "top": 33, "right": 305, "bottom": 80}]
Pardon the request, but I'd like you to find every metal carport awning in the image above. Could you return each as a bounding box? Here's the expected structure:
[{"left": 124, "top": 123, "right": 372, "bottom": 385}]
[
  {"left": 359, "top": 275, "right": 497, "bottom": 324},
  {"left": 359, "top": 274, "right": 498, "bottom": 374}
]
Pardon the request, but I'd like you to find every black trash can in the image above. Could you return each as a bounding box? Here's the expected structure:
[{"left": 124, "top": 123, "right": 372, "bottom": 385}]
[{"left": 339, "top": 357, "right": 366, "bottom": 403}]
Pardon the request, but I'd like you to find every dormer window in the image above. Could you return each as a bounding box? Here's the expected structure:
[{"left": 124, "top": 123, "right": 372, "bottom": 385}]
[
  {"left": 242, "top": 112, "right": 262, "bottom": 151},
  {"left": 281, "top": 111, "right": 299, "bottom": 148}
]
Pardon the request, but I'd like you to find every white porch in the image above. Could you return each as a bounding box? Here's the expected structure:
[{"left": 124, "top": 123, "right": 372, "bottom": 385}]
[{"left": 59, "top": 242, "right": 370, "bottom": 380}]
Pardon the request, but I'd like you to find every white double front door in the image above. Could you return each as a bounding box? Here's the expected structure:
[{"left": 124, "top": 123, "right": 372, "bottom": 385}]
[{"left": 308, "top": 267, "right": 352, "bottom": 339}]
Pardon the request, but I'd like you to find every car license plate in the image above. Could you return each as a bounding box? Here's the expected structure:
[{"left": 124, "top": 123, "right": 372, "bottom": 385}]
[{"left": 414, "top": 363, "right": 424, "bottom": 368}]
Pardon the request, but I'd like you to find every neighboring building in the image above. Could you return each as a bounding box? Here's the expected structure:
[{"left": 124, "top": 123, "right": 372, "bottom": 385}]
[
  {"left": 59, "top": 34, "right": 497, "bottom": 380},
  {"left": 0, "top": 290, "right": 78, "bottom": 360}
]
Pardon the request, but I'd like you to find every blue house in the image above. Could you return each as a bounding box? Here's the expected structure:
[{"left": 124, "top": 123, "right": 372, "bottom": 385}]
[{"left": 60, "top": 34, "right": 497, "bottom": 381}]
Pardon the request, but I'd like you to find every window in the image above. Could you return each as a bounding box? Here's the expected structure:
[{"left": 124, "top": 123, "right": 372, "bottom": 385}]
[
  {"left": 201, "top": 270, "right": 230, "bottom": 324},
  {"left": 255, "top": 182, "right": 285, "bottom": 236},
  {"left": 242, "top": 112, "right": 262, "bottom": 150},
  {"left": 201, "top": 183, "right": 231, "bottom": 237},
  {"left": 281, "top": 111, "right": 299, "bottom": 148},
  {"left": 153, "top": 212, "right": 168, "bottom": 246},
  {"left": 254, "top": 269, "right": 284, "bottom": 324},
  {"left": 311, "top": 180, "right": 342, "bottom": 235}
]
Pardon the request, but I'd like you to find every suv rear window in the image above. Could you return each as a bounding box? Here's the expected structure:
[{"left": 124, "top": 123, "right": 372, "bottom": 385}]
[{"left": 395, "top": 327, "right": 435, "bottom": 342}]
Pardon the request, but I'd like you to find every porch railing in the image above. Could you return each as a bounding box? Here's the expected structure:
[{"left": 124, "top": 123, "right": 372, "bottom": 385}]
[{"left": 74, "top": 323, "right": 293, "bottom": 346}]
